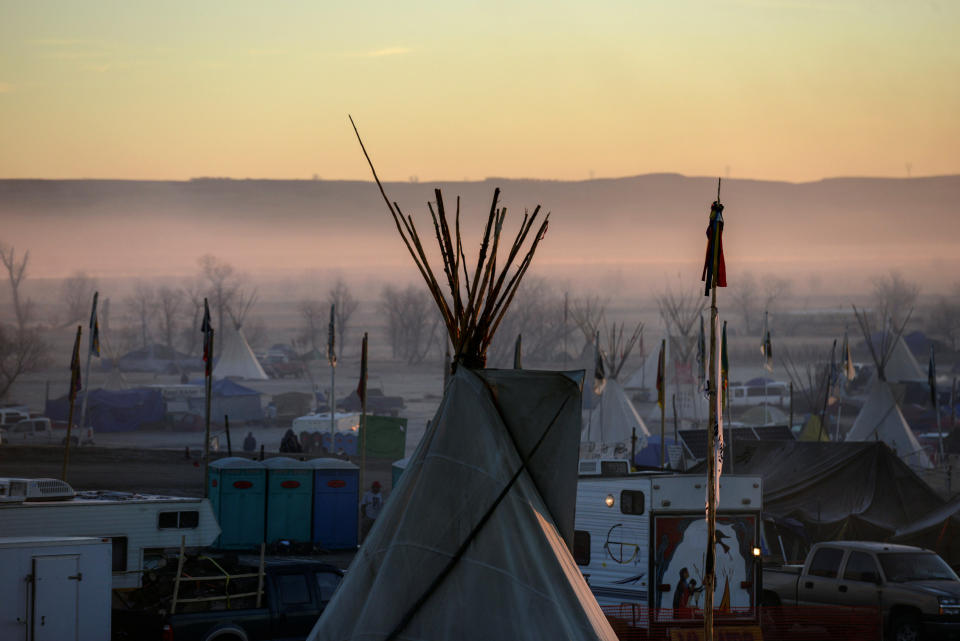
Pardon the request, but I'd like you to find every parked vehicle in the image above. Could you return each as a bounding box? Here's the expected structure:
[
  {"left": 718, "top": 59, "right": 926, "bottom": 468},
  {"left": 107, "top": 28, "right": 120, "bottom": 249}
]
[
  {"left": 0, "top": 536, "right": 112, "bottom": 641},
  {"left": 153, "top": 560, "right": 344, "bottom": 641},
  {"left": 0, "top": 417, "right": 55, "bottom": 444},
  {"left": 574, "top": 459, "right": 763, "bottom": 636},
  {"left": 763, "top": 541, "right": 960, "bottom": 640},
  {"left": 0, "top": 406, "right": 30, "bottom": 428}
]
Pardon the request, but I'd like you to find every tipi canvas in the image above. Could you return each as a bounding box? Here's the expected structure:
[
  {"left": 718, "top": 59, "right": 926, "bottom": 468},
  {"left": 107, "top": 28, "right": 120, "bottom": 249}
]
[
  {"left": 847, "top": 378, "right": 932, "bottom": 469},
  {"left": 308, "top": 368, "right": 617, "bottom": 641},
  {"left": 214, "top": 325, "right": 268, "bottom": 380},
  {"left": 583, "top": 378, "right": 650, "bottom": 457}
]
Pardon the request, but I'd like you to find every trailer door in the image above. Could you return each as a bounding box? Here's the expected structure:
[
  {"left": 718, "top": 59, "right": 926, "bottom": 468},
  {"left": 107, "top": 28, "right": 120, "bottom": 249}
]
[{"left": 32, "top": 555, "right": 80, "bottom": 641}]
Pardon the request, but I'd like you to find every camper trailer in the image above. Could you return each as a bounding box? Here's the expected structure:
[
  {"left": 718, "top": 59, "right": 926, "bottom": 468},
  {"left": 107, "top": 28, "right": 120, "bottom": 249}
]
[
  {"left": 0, "top": 536, "right": 112, "bottom": 641},
  {"left": 574, "top": 460, "right": 762, "bottom": 633},
  {"left": 0, "top": 478, "right": 220, "bottom": 590}
]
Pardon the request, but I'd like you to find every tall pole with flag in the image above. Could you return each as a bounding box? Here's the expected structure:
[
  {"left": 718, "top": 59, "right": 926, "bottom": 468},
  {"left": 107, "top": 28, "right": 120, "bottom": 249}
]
[
  {"left": 201, "top": 298, "right": 214, "bottom": 498},
  {"left": 657, "top": 338, "right": 666, "bottom": 469},
  {"left": 328, "top": 303, "right": 337, "bottom": 445},
  {"left": 836, "top": 331, "right": 855, "bottom": 440},
  {"left": 701, "top": 179, "right": 727, "bottom": 641},
  {"left": 930, "top": 346, "right": 944, "bottom": 464},
  {"left": 591, "top": 331, "right": 606, "bottom": 443},
  {"left": 61, "top": 325, "right": 83, "bottom": 482},
  {"left": 358, "top": 332, "right": 368, "bottom": 520},
  {"left": 78, "top": 292, "right": 100, "bottom": 441},
  {"left": 761, "top": 310, "right": 772, "bottom": 423}
]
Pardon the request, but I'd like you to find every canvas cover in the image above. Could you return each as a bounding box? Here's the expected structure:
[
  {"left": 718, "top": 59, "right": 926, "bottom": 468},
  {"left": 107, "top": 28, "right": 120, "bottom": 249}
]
[
  {"left": 582, "top": 379, "right": 651, "bottom": 455},
  {"left": 308, "top": 368, "right": 617, "bottom": 641},
  {"left": 214, "top": 325, "right": 268, "bottom": 380},
  {"left": 714, "top": 440, "right": 944, "bottom": 542},
  {"left": 892, "top": 495, "right": 960, "bottom": 567},
  {"left": 846, "top": 379, "right": 932, "bottom": 469},
  {"left": 45, "top": 388, "right": 164, "bottom": 432}
]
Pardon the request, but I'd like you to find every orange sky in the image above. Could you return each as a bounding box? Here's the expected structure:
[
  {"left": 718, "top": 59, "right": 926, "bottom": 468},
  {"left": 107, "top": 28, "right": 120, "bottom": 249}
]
[{"left": 0, "top": 1, "right": 958, "bottom": 182}]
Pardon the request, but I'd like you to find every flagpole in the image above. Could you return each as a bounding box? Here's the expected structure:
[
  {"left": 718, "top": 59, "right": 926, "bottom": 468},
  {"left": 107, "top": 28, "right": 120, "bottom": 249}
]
[
  {"left": 817, "top": 340, "right": 836, "bottom": 442},
  {"left": 704, "top": 180, "right": 724, "bottom": 641},
  {"left": 78, "top": 292, "right": 98, "bottom": 441},
  {"left": 660, "top": 338, "right": 666, "bottom": 470},
  {"left": 203, "top": 330, "right": 213, "bottom": 498},
  {"left": 329, "top": 303, "right": 336, "bottom": 449},
  {"left": 932, "top": 346, "right": 944, "bottom": 466},
  {"left": 359, "top": 332, "right": 368, "bottom": 535},
  {"left": 62, "top": 325, "right": 82, "bottom": 482}
]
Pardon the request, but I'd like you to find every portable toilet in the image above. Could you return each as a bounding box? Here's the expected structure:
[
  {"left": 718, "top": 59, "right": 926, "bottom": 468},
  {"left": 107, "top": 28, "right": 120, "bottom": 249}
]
[
  {"left": 264, "top": 457, "right": 313, "bottom": 543},
  {"left": 209, "top": 457, "right": 266, "bottom": 549},
  {"left": 310, "top": 458, "right": 359, "bottom": 550},
  {"left": 391, "top": 457, "right": 409, "bottom": 489}
]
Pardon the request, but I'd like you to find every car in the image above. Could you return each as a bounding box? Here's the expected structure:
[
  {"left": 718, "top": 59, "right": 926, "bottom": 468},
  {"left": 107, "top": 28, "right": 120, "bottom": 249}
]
[{"left": 1, "top": 417, "right": 55, "bottom": 444}]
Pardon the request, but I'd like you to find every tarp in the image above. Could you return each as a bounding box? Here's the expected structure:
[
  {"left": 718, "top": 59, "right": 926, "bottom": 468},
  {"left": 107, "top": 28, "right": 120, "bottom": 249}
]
[
  {"left": 45, "top": 387, "right": 165, "bottom": 432},
  {"left": 632, "top": 435, "right": 680, "bottom": 469},
  {"left": 308, "top": 368, "right": 617, "bottom": 641},
  {"left": 706, "top": 440, "right": 944, "bottom": 542},
  {"left": 362, "top": 415, "right": 407, "bottom": 459},
  {"left": 892, "top": 496, "right": 960, "bottom": 567},
  {"left": 186, "top": 379, "right": 263, "bottom": 423}
]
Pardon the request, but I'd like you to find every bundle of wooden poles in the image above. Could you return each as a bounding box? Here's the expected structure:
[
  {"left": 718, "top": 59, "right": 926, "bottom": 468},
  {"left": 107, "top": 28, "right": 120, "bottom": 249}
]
[{"left": 350, "top": 116, "right": 549, "bottom": 370}]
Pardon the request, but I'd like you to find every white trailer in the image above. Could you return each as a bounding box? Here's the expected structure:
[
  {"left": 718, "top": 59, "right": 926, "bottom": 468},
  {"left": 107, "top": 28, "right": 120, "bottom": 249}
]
[
  {"left": 0, "top": 478, "right": 220, "bottom": 590},
  {"left": 574, "top": 460, "right": 763, "bottom": 633},
  {"left": 0, "top": 536, "right": 112, "bottom": 641}
]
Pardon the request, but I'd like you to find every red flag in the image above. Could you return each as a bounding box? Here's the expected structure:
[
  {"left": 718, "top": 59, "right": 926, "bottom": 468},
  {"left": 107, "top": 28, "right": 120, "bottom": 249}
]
[
  {"left": 201, "top": 298, "right": 213, "bottom": 377},
  {"left": 357, "top": 332, "right": 368, "bottom": 404},
  {"left": 69, "top": 325, "right": 82, "bottom": 402},
  {"left": 701, "top": 201, "right": 727, "bottom": 295}
]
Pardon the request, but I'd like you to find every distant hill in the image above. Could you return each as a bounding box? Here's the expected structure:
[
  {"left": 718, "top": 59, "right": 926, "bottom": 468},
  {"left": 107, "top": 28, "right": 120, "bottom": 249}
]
[{"left": 1, "top": 175, "right": 958, "bottom": 286}]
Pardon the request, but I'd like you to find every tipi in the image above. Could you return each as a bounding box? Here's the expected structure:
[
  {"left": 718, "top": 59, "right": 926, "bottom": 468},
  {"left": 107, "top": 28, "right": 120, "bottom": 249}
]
[
  {"left": 310, "top": 131, "right": 616, "bottom": 640},
  {"left": 583, "top": 378, "right": 650, "bottom": 457},
  {"left": 214, "top": 324, "right": 268, "bottom": 380}
]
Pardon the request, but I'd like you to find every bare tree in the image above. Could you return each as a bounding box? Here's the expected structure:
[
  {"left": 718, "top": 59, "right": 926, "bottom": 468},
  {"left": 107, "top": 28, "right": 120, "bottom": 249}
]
[
  {"left": 156, "top": 286, "right": 184, "bottom": 356},
  {"left": 601, "top": 320, "right": 644, "bottom": 380},
  {"left": 381, "top": 284, "right": 440, "bottom": 364},
  {"left": 487, "top": 278, "right": 570, "bottom": 366},
  {"left": 328, "top": 278, "right": 360, "bottom": 355},
  {"left": 729, "top": 272, "right": 792, "bottom": 335},
  {"left": 197, "top": 255, "right": 257, "bottom": 353},
  {"left": 180, "top": 279, "right": 206, "bottom": 357},
  {"left": 299, "top": 299, "right": 325, "bottom": 356},
  {"left": 61, "top": 271, "right": 98, "bottom": 326},
  {"left": 656, "top": 286, "right": 706, "bottom": 366},
  {"left": 928, "top": 286, "right": 960, "bottom": 350},
  {"left": 871, "top": 271, "right": 920, "bottom": 328},
  {"left": 0, "top": 324, "right": 47, "bottom": 400},
  {"left": 125, "top": 281, "right": 156, "bottom": 350},
  {"left": 0, "top": 243, "right": 31, "bottom": 331},
  {"left": 244, "top": 317, "right": 268, "bottom": 350},
  {"left": 569, "top": 294, "right": 607, "bottom": 351}
]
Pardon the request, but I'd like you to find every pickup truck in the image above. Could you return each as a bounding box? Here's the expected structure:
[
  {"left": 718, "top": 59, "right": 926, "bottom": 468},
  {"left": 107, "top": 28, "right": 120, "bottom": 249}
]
[
  {"left": 117, "top": 560, "right": 343, "bottom": 641},
  {"left": 763, "top": 541, "right": 960, "bottom": 641}
]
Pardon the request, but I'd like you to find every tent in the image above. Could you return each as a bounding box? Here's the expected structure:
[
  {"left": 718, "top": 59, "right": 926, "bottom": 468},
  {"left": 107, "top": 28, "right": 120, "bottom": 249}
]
[
  {"left": 111, "top": 343, "right": 202, "bottom": 374},
  {"left": 308, "top": 368, "right": 616, "bottom": 641},
  {"left": 846, "top": 378, "right": 932, "bottom": 469},
  {"left": 188, "top": 379, "right": 263, "bottom": 423},
  {"left": 703, "top": 439, "right": 944, "bottom": 542},
  {"left": 45, "top": 388, "right": 165, "bottom": 432},
  {"left": 865, "top": 332, "right": 925, "bottom": 383},
  {"left": 892, "top": 495, "right": 960, "bottom": 568},
  {"left": 582, "top": 379, "right": 650, "bottom": 457},
  {"left": 214, "top": 325, "right": 268, "bottom": 380}
]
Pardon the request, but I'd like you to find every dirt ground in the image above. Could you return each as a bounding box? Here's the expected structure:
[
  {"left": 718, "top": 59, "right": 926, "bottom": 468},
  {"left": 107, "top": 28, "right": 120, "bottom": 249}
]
[{"left": 0, "top": 445, "right": 398, "bottom": 498}]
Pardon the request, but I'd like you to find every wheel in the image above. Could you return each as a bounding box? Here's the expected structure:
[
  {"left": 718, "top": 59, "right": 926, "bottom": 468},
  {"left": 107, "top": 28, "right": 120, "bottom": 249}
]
[{"left": 890, "top": 615, "right": 922, "bottom": 641}]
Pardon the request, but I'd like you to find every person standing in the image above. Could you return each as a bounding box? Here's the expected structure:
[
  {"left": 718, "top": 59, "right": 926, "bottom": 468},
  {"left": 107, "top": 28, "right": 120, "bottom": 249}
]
[
  {"left": 360, "top": 481, "right": 384, "bottom": 542},
  {"left": 243, "top": 431, "right": 257, "bottom": 453}
]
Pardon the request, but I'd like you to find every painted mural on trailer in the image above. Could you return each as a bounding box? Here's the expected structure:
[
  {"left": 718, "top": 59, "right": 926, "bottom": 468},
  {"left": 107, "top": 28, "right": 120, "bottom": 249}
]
[{"left": 653, "top": 514, "right": 757, "bottom": 619}]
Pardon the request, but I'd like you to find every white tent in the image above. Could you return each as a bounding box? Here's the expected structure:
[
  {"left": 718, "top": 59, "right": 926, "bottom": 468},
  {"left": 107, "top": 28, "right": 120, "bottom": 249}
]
[
  {"left": 846, "top": 378, "right": 932, "bottom": 469},
  {"left": 583, "top": 379, "right": 650, "bottom": 457},
  {"left": 882, "top": 334, "right": 925, "bottom": 383},
  {"left": 214, "top": 325, "right": 268, "bottom": 380},
  {"left": 308, "top": 368, "right": 617, "bottom": 641}
]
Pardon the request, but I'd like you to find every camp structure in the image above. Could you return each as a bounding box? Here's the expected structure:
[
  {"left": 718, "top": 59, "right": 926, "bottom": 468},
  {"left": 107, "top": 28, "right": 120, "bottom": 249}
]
[
  {"left": 847, "top": 307, "right": 932, "bottom": 469},
  {"left": 214, "top": 324, "right": 268, "bottom": 380},
  {"left": 311, "top": 129, "right": 616, "bottom": 640},
  {"left": 892, "top": 495, "right": 960, "bottom": 567},
  {"left": 188, "top": 379, "right": 263, "bottom": 424},
  {"left": 582, "top": 378, "right": 650, "bottom": 458},
  {"left": 110, "top": 343, "right": 201, "bottom": 374},
  {"left": 865, "top": 330, "right": 925, "bottom": 383},
  {"left": 46, "top": 387, "right": 165, "bottom": 432}
]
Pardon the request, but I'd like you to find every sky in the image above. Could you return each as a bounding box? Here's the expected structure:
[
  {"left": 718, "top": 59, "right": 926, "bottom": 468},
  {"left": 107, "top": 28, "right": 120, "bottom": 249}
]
[{"left": 0, "top": 1, "right": 958, "bottom": 182}]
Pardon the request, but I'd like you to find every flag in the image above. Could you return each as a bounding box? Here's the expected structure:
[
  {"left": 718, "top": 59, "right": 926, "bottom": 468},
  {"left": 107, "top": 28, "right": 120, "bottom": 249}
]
[
  {"left": 513, "top": 334, "right": 522, "bottom": 369},
  {"left": 593, "top": 332, "right": 606, "bottom": 396},
  {"left": 201, "top": 298, "right": 213, "bottom": 377},
  {"left": 327, "top": 303, "right": 337, "bottom": 367},
  {"left": 69, "top": 325, "right": 82, "bottom": 402},
  {"left": 841, "top": 332, "right": 855, "bottom": 381},
  {"left": 701, "top": 200, "right": 727, "bottom": 295},
  {"left": 656, "top": 339, "right": 666, "bottom": 409},
  {"left": 357, "top": 332, "right": 368, "bottom": 405},
  {"left": 697, "top": 314, "right": 706, "bottom": 390},
  {"left": 761, "top": 311, "right": 773, "bottom": 372},
  {"left": 929, "top": 345, "right": 937, "bottom": 408},
  {"left": 721, "top": 321, "right": 729, "bottom": 406},
  {"left": 88, "top": 292, "right": 100, "bottom": 358}
]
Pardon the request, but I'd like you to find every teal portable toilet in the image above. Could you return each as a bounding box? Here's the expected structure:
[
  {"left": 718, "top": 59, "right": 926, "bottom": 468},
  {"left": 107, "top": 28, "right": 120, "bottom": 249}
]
[
  {"left": 209, "top": 457, "right": 266, "bottom": 549},
  {"left": 264, "top": 457, "right": 313, "bottom": 543},
  {"left": 310, "top": 458, "right": 359, "bottom": 550},
  {"left": 391, "top": 457, "right": 409, "bottom": 489}
]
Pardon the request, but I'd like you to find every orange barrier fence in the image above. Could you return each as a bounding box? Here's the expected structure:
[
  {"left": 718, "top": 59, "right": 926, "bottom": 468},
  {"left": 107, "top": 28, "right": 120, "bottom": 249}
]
[{"left": 602, "top": 605, "right": 881, "bottom": 641}]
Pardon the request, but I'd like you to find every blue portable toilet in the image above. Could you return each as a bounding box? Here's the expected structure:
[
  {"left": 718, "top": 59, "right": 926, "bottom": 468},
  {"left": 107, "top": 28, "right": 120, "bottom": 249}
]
[
  {"left": 310, "top": 458, "right": 359, "bottom": 550},
  {"left": 391, "top": 457, "right": 410, "bottom": 489},
  {"left": 264, "top": 457, "right": 313, "bottom": 543},
  {"left": 209, "top": 457, "right": 266, "bottom": 549}
]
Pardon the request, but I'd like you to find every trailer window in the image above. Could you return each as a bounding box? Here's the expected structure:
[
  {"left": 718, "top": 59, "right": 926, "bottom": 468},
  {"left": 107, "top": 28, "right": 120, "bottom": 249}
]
[
  {"left": 573, "top": 530, "right": 591, "bottom": 566},
  {"left": 112, "top": 537, "right": 128, "bottom": 572},
  {"left": 158, "top": 510, "right": 200, "bottom": 529},
  {"left": 808, "top": 547, "right": 843, "bottom": 578},
  {"left": 620, "top": 490, "right": 645, "bottom": 515}
]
